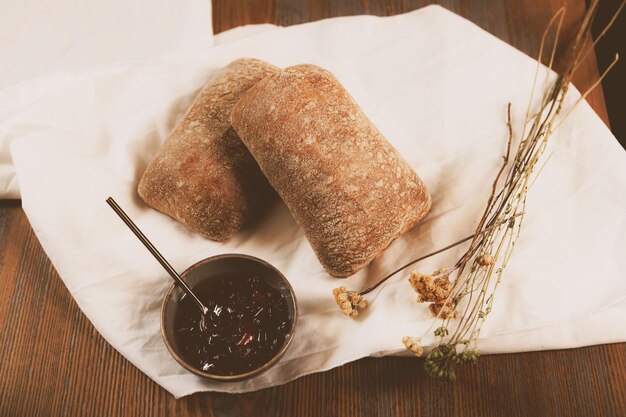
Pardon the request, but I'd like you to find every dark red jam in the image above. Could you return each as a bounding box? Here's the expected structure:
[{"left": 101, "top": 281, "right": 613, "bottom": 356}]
[{"left": 173, "top": 275, "right": 290, "bottom": 376}]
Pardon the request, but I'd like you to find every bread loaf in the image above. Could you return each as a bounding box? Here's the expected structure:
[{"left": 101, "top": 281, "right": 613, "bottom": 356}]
[
  {"left": 231, "top": 64, "right": 431, "bottom": 277},
  {"left": 138, "top": 58, "right": 279, "bottom": 241}
]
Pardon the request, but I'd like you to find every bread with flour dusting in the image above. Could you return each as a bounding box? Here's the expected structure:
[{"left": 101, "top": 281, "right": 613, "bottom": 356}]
[
  {"left": 231, "top": 64, "right": 431, "bottom": 277},
  {"left": 138, "top": 58, "right": 279, "bottom": 241}
]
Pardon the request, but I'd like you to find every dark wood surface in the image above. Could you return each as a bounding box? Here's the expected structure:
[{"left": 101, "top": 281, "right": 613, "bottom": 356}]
[
  {"left": 1, "top": 1, "right": 625, "bottom": 416},
  {"left": 592, "top": 0, "right": 626, "bottom": 145}
]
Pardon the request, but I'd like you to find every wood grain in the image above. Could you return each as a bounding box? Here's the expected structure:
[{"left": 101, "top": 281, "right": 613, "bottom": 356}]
[{"left": 1, "top": 1, "right": 624, "bottom": 416}]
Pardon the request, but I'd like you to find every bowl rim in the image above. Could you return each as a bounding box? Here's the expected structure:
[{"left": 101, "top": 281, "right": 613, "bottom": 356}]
[{"left": 160, "top": 253, "right": 298, "bottom": 382}]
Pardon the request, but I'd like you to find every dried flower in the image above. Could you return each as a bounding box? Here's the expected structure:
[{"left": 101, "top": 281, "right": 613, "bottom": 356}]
[
  {"left": 409, "top": 271, "right": 458, "bottom": 319},
  {"left": 332, "top": 286, "right": 368, "bottom": 318},
  {"left": 428, "top": 302, "right": 459, "bottom": 319},
  {"left": 419, "top": 0, "right": 621, "bottom": 382},
  {"left": 434, "top": 326, "right": 449, "bottom": 337},
  {"left": 476, "top": 254, "right": 495, "bottom": 266},
  {"left": 408, "top": 272, "right": 451, "bottom": 303},
  {"left": 424, "top": 343, "right": 457, "bottom": 381},
  {"left": 402, "top": 336, "right": 423, "bottom": 357},
  {"left": 425, "top": 344, "right": 481, "bottom": 381}
]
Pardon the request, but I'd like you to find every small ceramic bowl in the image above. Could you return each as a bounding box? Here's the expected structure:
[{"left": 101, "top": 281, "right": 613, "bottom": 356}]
[{"left": 161, "top": 253, "right": 297, "bottom": 381}]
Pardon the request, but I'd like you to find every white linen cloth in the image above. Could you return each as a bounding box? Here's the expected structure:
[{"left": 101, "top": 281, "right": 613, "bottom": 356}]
[
  {"left": 0, "top": 0, "right": 213, "bottom": 198},
  {"left": 3, "top": 6, "right": 626, "bottom": 397}
]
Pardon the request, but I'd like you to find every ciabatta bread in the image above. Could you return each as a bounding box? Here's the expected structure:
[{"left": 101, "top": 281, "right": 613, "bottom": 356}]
[
  {"left": 138, "top": 58, "right": 279, "bottom": 241},
  {"left": 231, "top": 64, "right": 431, "bottom": 277}
]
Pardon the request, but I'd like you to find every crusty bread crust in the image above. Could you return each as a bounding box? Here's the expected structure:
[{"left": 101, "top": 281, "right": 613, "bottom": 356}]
[
  {"left": 138, "top": 58, "right": 279, "bottom": 241},
  {"left": 231, "top": 64, "right": 431, "bottom": 277}
]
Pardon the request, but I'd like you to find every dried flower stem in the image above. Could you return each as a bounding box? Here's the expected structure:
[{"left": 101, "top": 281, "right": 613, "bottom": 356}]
[{"left": 358, "top": 212, "right": 524, "bottom": 296}]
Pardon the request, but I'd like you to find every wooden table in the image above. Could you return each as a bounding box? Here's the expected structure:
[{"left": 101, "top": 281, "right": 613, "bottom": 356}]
[{"left": 1, "top": 1, "right": 624, "bottom": 416}]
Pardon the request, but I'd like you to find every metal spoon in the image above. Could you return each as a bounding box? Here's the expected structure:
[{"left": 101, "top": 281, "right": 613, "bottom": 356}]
[{"left": 106, "top": 197, "right": 209, "bottom": 330}]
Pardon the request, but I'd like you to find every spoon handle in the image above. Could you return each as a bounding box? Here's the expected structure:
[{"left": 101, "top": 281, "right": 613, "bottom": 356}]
[{"left": 106, "top": 197, "right": 208, "bottom": 315}]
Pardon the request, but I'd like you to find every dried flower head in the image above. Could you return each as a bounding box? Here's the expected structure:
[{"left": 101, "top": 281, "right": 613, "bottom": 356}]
[
  {"left": 332, "top": 286, "right": 368, "bottom": 318},
  {"left": 408, "top": 272, "right": 452, "bottom": 303},
  {"left": 429, "top": 302, "right": 459, "bottom": 320},
  {"left": 476, "top": 254, "right": 495, "bottom": 266},
  {"left": 402, "top": 336, "right": 423, "bottom": 357},
  {"left": 424, "top": 343, "right": 457, "bottom": 381},
  {"left": 409, "top": 271, "right": 458, "bottom": 319}
]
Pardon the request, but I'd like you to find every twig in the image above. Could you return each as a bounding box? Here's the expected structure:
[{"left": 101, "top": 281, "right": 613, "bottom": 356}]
[{"left": 359, "top": 212, "right": 524, "bottom": 296}]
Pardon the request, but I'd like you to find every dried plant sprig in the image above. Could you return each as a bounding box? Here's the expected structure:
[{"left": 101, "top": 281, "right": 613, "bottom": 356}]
[
  {"left": 409, "top": 270, "right": 459, "bottom": 319},
  {"left": 404, "top": 0, "right": 624, "bottom": 381},
  {"left": 332, "top": 286, "right": 368, "bottom": 318},
  {"left": 423, "top": 343, "right": 480, "bottom": 381},
  {"left": 402, "top": 336, "right": 424, "bottom": 357}
]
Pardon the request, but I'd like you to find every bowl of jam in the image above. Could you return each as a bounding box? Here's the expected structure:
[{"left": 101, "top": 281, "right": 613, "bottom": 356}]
[{"left": 161, "top": 254, "right": 297, "bottom": 381}]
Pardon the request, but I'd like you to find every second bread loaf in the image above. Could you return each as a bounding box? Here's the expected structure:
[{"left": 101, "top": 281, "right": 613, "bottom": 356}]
[{"left": 138, "top": 58, "right": 279, "bottom": 241}]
